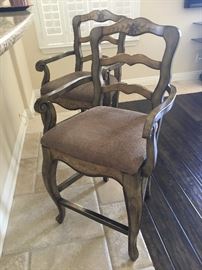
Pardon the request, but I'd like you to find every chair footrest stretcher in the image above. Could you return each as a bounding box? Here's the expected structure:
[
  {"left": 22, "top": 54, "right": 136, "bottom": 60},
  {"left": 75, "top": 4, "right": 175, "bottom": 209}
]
[
  {"left": 58, "top": 172, "right": 83, "bottom": 192},
  {"left": 59, "top": 198, "right": 128, "bottom": 235}
]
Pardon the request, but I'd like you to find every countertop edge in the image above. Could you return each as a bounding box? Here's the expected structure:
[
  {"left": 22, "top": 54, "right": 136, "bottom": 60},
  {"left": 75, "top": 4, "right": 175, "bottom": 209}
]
[{"left": 0, "top": 13, "right": 33, "bottom": 56}]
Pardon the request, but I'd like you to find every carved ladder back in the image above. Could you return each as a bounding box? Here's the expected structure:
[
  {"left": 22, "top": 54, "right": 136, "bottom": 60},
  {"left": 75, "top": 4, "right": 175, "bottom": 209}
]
[
  {"left": 72, "top": 9, "right": 126, "bottom": 81},
  {"left": 90, "top": 17, "right": 180, "bottom": 107}
]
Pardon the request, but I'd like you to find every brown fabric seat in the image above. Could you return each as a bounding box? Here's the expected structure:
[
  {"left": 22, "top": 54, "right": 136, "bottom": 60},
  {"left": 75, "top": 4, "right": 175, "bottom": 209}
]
[
  {"left": 41, "top": 106, "right": 146, "bottom": 175},
  {"left": 41, "top": 71, "right": 117, "bottom": 104}
]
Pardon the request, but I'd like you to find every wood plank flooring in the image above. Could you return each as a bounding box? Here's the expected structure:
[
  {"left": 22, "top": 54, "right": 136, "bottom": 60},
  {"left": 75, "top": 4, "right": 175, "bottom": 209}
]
[{"left": 120, "top": 92, "right": 202, "bottom": 270}]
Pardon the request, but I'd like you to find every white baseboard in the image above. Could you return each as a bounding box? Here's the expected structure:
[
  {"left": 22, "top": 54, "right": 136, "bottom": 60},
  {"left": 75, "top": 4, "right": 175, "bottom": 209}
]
[
  {"left": 0, "top": 110, "right": 28, "bottom": 256},
  {"left": 125, "top": 71, "right": 201, "bottom": 85}
]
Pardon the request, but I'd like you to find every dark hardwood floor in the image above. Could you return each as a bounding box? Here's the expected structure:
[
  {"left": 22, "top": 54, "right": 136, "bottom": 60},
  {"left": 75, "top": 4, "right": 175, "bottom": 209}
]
[{"left": 120, "top": 92, "right": 202, "bottom": 270}]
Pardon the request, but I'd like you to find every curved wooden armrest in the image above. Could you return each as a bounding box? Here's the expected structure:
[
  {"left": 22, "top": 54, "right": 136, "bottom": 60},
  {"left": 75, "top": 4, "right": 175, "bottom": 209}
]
[
  {"left": 36, "top": 50, "right": 75, "bottom": 67},
  {"left": 35, "top": 50, "right": 75, "bottom": 86},
  {"left": 142, "top": 85, "right": 176, "bottom": 139},
  {"left": 36, "top": 75, "right": 92, "bottom": 104},
  {"left": 34, "top": 75, "right": 92, "bottom": 133}
]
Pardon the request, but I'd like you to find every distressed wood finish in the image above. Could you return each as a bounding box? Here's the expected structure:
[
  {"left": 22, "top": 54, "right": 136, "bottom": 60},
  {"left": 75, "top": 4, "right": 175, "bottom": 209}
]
[
  {"left": 34, "top": 99, "right": 57, "bottom": 134},
  {"left": 80, "top": 35, "right": 118, "bottom": 45},
  {"left": 102, "top": 83, "right": 153, "bottom": 99},
  {"left": 36, "top": 9, "right": 126, "bottom": 87},
  {"left": 102, "top": 36, "right": 119, "bottom": 44},
  {"left": 81, "top": 54, "right": 92, "bottom": 62},
  {"left": 35, "top": 85, "right": 176, "bottom": 261},
  {"left": 34, "top": 75, "right": 92, "bottom": 132},
  {"left": 90, "top": 17, "right": 180, "bottom": 107},
  {"left": 34, "top": 17, "right": 180, "bottom": 261},
  {"left": 42, "top": 148, "right": 65, "bottom": 224},
  {"left": 73, "top": 9, "right": 126, "bottom": 75},
  {"left": 35, "top": 9, "right": 126, "bottom": 120},
  {"left": 100, "top": 53, "right": 161, "bottom": 69}
]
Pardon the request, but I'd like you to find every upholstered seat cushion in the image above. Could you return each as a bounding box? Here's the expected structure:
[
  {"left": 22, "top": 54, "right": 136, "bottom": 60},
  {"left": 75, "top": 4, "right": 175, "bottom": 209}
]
[
  {"left": 41, "top": 71, "right": 117, "bottom": 103},
  {"left": 41, "top": 107, "right": 147, "bottom": 175}
]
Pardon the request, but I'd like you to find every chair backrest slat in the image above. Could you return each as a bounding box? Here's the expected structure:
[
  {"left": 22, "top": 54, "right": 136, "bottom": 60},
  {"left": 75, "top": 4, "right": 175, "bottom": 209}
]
[
  {"left": 101, "top": 36, "right": 119, "bottom": 45},
  {"left": 80, "top": 35, "right": 119, "bottom": 45},
  {"left": 81, "top": 55, "right": 92, "bottom": 63},
  {"left": 100, "top": 53, "right": 161, "bottom": 70},
  {"left": 80, "top": 36, "right": 90, "bottom": 43},
  {"left": 102, "top": 83, "right": 153, "bottom": 99}
]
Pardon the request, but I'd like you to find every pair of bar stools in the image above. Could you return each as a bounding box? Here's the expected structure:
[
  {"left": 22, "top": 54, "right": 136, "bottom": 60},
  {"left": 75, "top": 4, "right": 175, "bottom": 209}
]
[{"left": 34, "top": 10, "right": 180, "bottom": 261}]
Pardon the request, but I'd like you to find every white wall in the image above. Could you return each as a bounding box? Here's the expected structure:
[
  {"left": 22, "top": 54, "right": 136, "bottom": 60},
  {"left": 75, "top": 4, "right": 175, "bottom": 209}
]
[{"left": 0, "top": 38, "right": 33, "bottom": 255}]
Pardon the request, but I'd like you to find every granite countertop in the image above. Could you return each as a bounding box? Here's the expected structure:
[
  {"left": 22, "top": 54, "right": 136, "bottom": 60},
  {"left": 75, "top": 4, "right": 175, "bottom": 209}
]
[{"left": 0, "top": 11, "right": 32, "bottom": 56}]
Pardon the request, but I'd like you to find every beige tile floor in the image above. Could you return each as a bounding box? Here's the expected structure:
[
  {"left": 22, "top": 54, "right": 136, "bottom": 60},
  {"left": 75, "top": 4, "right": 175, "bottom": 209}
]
[{"left": 1, "top": 79, "right": 201, "bottom": 270}]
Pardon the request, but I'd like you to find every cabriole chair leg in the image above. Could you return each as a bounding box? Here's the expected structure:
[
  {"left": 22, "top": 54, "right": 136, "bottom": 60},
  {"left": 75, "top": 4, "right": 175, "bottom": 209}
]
[
  {"left": 122, "top": 174, "right": 143, "bottom": 261},
  {"left": 42, "top": 147, "right": 65, "bottom": 224}
]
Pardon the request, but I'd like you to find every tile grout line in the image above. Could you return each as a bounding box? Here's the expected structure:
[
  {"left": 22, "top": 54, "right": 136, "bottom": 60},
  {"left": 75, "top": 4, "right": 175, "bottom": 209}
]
[
  {"left": 94, "top": 178, "right": 155, "bottom": 270},
  {"left": 28, "top": 251, "right": 32, "bottom": 270},
  {"left": 93, "top": 177, "right": 115, "bottom": 270}
]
